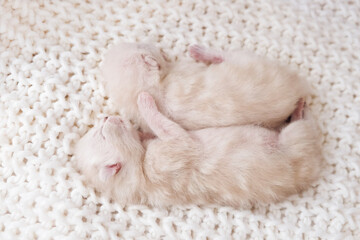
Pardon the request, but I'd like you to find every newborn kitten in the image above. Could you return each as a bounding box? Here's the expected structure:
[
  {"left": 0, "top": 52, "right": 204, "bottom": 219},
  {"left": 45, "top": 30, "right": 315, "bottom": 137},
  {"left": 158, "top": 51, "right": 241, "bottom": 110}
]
[
  {"left": 101, "top": 43, "right": 309, "bottom": 132},
  {"left": 75, "top": 92, "right": 322, "bottom": 207}
]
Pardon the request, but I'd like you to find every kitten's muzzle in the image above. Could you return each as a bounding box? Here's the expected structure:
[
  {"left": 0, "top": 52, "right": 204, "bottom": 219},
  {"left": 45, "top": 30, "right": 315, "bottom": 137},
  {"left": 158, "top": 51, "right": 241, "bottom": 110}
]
[{"left": 104, "top": 116, "right": 124, "bottom": 126}]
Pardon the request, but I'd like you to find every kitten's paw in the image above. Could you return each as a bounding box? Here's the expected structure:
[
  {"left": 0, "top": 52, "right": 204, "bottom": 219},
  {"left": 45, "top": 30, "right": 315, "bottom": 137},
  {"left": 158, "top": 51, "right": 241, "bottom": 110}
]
[
  {"left": 189, "top": 44, "right": 224, "bottom": 64},
  {"left": 290, "top": 98, "right": 306, "bottom": 122},
  {"left": 137, "top": 91, "right": 157, "bottom": 110}
]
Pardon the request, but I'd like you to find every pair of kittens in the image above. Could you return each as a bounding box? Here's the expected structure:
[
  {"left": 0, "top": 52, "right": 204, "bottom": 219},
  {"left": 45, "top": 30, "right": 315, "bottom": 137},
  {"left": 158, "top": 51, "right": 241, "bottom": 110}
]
[{"left": 75, "top": 43, "right": 322, "bottom": 207}]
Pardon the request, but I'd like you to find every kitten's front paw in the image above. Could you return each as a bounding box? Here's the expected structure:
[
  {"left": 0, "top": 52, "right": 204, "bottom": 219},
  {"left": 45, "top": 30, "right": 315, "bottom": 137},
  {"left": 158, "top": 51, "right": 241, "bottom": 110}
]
[{"left": 137, "top": 91, "right": 157, "bottom": 110}]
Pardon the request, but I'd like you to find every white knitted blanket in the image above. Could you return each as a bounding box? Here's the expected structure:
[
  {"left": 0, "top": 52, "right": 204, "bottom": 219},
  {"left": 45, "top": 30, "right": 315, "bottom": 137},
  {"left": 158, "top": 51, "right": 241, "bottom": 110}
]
[{"left": 1, "top": 0, "right": 359, "bottom": 239}]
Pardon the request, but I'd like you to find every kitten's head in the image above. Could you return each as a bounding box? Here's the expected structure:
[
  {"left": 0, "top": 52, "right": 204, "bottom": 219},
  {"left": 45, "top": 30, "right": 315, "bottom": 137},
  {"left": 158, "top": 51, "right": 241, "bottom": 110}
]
[
  {"left": 75, "top": 116, "right": 145, "bottom": 194},
  {"left": 101, "top": 42, "right": 170, "bottom": 127},
  {"left": 101, "top": 42, "right": 170, "bottom": 94}
]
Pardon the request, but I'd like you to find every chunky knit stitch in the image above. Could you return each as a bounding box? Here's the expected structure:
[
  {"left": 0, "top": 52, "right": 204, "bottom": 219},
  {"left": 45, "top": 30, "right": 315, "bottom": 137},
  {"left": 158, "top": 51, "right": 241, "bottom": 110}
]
[{"left": 0, "top": 0, "right": 359, "bottom": 239}]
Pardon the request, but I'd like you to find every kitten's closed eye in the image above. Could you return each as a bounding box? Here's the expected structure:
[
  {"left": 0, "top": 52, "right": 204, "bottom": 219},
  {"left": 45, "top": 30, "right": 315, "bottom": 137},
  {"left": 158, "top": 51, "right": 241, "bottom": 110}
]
[
  {"left": 92, "top": 126, "right": 105, "bottom": 140},
  {"left": 100, "top": 126, "right": 106, "bottom": 139}
]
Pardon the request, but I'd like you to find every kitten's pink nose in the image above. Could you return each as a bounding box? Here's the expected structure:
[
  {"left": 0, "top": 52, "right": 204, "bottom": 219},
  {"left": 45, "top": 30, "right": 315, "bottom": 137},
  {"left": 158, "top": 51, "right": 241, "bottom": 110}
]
[
  {"left": 107, "top": 116, "right": 123, "bottom": 125},
  {"left": 104, "top": 116, "right": 109, "bottom": 122}
]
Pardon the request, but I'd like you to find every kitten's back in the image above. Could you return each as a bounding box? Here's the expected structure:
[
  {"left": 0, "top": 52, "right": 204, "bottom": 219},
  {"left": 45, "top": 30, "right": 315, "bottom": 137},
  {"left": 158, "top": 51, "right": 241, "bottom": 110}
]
[{"left": 162, "top": 53, "right": 309, "bottom": 130}]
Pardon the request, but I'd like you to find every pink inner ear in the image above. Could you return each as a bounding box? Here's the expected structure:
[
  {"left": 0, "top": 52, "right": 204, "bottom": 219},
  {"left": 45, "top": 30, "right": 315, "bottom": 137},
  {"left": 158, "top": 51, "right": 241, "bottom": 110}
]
[
  {"left": 99, "top": 162, "right": 122, "bottom": 182},
  {"left": 106, "top": 163, "right": 122, "bottom": 175}
]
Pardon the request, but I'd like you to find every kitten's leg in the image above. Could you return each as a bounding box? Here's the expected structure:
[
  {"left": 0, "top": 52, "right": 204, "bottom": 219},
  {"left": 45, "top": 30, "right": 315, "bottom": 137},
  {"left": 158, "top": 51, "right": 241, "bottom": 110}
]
[
  {"left": 278, "top": 112, "right": 323, "bottom": 191},
  {"left": 189, "top": 45, "right": 224, "bottom": 64},
  {"left": 138, "top": 131, "right": 156, "bottom": 141},
  {"left": 137, "top": 92, "right": 188, "bottom": 140}
]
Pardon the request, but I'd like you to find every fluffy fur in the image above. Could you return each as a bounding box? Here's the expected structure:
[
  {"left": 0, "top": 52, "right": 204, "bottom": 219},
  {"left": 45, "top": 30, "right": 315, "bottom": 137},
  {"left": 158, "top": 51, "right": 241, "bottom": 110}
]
[
  {"left": 101, "top": 43, "right": 309, "bottom": 132},
  {"left": 75, "top": 92, "right": 323, "bottom": 207}
]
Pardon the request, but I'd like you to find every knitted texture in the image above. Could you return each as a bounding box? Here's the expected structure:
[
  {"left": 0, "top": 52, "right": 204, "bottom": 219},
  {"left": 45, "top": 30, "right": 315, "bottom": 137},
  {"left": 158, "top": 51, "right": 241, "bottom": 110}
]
[{"left": 1, "top": 0, "right": 359, "bottom": 239}]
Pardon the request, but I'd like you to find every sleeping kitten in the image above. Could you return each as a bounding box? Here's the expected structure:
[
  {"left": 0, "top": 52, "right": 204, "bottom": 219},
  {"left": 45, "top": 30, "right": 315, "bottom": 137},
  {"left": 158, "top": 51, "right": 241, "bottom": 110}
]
[
  {"left": 75, "top": 92, "right": 322, "bottom": 207},
  {"left": 101, "top": 43, "right": 309, "bottom": 132}
]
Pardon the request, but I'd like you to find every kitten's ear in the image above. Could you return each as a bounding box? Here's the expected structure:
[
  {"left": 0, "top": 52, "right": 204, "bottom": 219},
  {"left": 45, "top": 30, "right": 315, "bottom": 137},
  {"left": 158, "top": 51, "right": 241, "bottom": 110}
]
[
  {"left": 126, "top": 53, "right": 160, "bottom": 84},
  {"left": 139, "top": 54, "right": 161, "bottom": 84},
  {"left": 99, "top": 162, "right": 122, "bottom": 182},
  {"left": 141, "top": 54, "right": 160, "bottom": 70}
]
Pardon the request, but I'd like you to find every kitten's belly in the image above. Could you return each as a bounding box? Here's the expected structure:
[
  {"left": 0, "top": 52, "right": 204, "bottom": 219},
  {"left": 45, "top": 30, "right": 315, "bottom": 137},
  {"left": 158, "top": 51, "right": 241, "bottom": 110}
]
[{"left": 188, "top": 125, "right": 279, "bottom": 177}]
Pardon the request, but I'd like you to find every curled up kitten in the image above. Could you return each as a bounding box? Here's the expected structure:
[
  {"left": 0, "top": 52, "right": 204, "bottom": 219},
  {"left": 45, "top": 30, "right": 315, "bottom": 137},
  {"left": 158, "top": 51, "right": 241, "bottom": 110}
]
[
  {"left": 101, "top": 43, "right": 309, "bottom": 132},
  {"left": 75, "top": 92, "right": 323, "bottom": 207}
]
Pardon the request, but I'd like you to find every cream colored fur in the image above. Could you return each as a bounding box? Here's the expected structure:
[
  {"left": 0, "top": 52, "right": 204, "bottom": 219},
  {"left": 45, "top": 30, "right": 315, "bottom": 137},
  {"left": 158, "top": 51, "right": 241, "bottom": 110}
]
[
  {"left": 101, "top": 43, "right": 309, "bottom": 132},
  {"left": 75, "top": 92, "right": 323, "bottom": 207}
]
